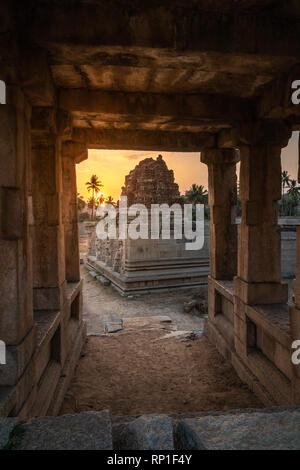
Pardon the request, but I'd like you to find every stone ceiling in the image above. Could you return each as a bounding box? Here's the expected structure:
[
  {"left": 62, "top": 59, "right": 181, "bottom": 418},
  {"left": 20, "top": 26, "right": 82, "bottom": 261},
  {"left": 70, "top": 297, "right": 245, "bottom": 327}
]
[{"left": 21, "top": 0, "right": 300, "bottom": 140}]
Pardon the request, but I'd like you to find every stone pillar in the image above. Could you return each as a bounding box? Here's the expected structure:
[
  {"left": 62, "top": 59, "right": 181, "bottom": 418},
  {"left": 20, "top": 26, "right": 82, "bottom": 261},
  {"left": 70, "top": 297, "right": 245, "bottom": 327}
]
[
  {"left": 235, "top": 143, "right": 287, "bottom": 304},
  {"left": 201, "top": 148, "right": 239, "bottom": 280},
  {"left": 0, "top": 85, "right": 35, "bottom": 387},
  {"left": 289, "top": 131, "right": 300, "bottom": 403},
  {"left": 31, "top": 107, "right": 66, "bottom": 311},
  {"left": 61, "top": 150, "right": 80, "bottom": 283},
  {"left": 233, "top": 121, "right": 291, "bottom": 362},
  {"left": 61, "top": 141, "right": 87, "bottom": 282}
]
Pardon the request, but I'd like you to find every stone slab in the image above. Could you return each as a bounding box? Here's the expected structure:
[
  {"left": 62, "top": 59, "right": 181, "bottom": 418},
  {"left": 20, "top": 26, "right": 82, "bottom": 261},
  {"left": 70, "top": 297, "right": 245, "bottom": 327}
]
[
  {"left": 115, "top": 414, "right": 174, "bottom": 450},
  {"left": 0, "top": 418, "right": 18, "bottom": 449},
  {"left": 177, "top": 409, "right": 300, "bottom": 450},
  {"left": 17, "top": 411, "right": 112, "bottom": 450}
]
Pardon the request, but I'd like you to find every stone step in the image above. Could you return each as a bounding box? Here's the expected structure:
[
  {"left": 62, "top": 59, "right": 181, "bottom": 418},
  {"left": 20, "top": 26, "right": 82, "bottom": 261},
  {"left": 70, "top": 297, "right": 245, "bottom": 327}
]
[
  {"left": 1, "top": 407, "right": 300, "bottom": 450},
  {"left": 176, "top": 407, "right": 300, "bottom": 450},
  {"left": 1, "top": 411, "right": 112, "bottom": 450},
  {"left": 113, "top": 414, "right": 174, "bottom": 450}
]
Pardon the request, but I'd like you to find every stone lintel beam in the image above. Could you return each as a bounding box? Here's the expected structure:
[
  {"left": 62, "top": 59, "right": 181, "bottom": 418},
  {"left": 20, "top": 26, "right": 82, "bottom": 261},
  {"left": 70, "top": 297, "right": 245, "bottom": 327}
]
[
  {"left": 257, "top": 65, "right": 300, "bottom": 121},
  {"left": 218, "top": 121, "right": 292, "bottom": 148},
  {"left": 59, "top": 89, "right": 252, "bottom": 123},
  {"left": 72, "top": 128, "right": 216, "bottom": 152},
  {"left": 28, "top": 3, "right": 300, "bottom": 57},
  {"left": 62, "top": 141, "right": 88, "bottom": 164}
]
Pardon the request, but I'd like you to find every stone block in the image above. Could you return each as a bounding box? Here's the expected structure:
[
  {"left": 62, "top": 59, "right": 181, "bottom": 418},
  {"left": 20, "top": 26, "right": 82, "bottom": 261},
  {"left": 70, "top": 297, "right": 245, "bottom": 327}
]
[
  {"left": 0, "top": 418, "right": 18, "bottom": 449},
  {"left": 176, "top": 409, "right": 300, "bottom": 449},
  {"left": 234, "top": 314, "right": 247, "bottom": 344},
  {"left": 0, "top": 240, "right": 33, "bottom": 345},
  {"left": 33, "top": 287, "right": 62, "bottom": 311},
  {"left": 234, "top": 277, "right": 288, "bottom": 305},
  {"left": 32, "top": 224, "right": 65, "bottom": 288},
  {"left": 0, "top": 326, "right": 36, "bottom": 386},
  {"left": 0, "top": 187, "right": 23, "bottom": 239},
  {"left": 290, "top": 305, "right": 300, "bottom": 340},
  {"left": 115, "top": 414, "right": 174, "bottom": 450},
  {"left": 17, "top": 411, "right": 112, "bottom": 450},
  {"left": 0, "top": 105, "right": 17, "bottom": 187}
]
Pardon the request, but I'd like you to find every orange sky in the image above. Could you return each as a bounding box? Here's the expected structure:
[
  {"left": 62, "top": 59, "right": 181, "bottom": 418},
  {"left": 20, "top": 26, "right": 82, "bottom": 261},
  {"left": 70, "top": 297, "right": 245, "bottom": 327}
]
[
  {"left": 76, "top": 132, "right": 299, "bottom": 202},
  {"left": 76, "top": 150, "right": 208, "bottom": 202}
]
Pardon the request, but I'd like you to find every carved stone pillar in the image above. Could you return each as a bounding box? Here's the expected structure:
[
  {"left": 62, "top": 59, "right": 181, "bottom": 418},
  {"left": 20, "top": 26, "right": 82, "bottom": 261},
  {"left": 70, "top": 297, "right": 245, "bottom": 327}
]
[
  {"left": 201, "top": 148, "right": 239, "bottom": 280},
  {"left": 235, "top": 122, "right": 291, "bottom": 304},
  {"left": 233, "top": 121, "right": 291, "bottom": 362},
  {"left": 61, "top": 141, "right": 87, "bottom": 283}
]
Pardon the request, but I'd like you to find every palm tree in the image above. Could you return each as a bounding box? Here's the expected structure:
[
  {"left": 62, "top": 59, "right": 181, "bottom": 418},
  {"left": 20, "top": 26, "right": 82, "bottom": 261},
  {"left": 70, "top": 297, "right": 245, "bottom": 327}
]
[
  {"left": 287, "top": 179, "right": 300, "bottom": 201},
  {"left": 105, "top": 195, "right": 115, "bottom": 206},
  {"left": 85, "top": 175, "right": 103, "bottom": 219},
  {"left": 281, "top": 170, "right": 291, "bottom": 198},
  {"left": 95, "top": 194, "right": 105, "bottom": 208},
  {"left": 184, "top": 184, "right": 208, "bottom": 206},
  {"left": 77, "top": 193, "right": 86, "bottom": 212}
]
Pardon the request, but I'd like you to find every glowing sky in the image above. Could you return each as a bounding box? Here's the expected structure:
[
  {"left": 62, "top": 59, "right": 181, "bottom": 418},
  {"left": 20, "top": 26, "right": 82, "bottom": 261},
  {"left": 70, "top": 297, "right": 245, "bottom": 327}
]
[{"left": 76, "top": 132, "right": 299, "bottom": 202}]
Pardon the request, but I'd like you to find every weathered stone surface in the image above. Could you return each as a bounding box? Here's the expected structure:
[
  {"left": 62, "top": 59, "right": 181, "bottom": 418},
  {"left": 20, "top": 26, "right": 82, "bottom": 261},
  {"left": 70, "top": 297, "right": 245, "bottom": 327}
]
[
  {"left": 177, "top": 409, "right": 300, "bottom": 450},
  {"left": 17, "top": 411, "right": 112, "bottom": 450},
  {"left": 116, "top": 414, "right": 174, "bottom": 450},
  {"left": 73, "top": 128, "right": 215, "bottom": 152},
  {"left": 0, "top": 418, "right": 18, "bottom": 449},
  {"left": 201, "top": 148, "right": 238, "bottom": 280}
]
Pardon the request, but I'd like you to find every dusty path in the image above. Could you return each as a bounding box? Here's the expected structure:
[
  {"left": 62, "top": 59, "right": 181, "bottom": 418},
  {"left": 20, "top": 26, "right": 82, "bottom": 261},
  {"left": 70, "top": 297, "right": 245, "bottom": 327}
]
[
  {"left": 60, "top": 267, "right": 263, "bottom": 417},
  {"left": 81, "top": 266, "right": 206, "bottom": 335},
  {"left": 60, "top": 329, "right": 263, "bottom": 417}
]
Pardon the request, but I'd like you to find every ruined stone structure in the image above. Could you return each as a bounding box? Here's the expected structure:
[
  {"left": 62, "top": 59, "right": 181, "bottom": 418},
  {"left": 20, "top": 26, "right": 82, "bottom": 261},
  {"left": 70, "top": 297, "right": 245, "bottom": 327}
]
[
  {"left": 121, "top": 155, "right": 182, "bottom": 208},
  {"left": 87, "top": 156, "right": 210, "bottom": 294},
  {"left": 1, "top": 1, "right": 300, "bottom": 417}
]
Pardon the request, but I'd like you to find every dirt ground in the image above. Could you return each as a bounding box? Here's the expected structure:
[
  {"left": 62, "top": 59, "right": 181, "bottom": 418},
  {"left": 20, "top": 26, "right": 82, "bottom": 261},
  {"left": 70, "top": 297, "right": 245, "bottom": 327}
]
[
  {"left": 60, "top": 329, "right": 263, "bottom": 417},
  {"left": 60, "top": 266, "right": 263, "bottom": 416}
]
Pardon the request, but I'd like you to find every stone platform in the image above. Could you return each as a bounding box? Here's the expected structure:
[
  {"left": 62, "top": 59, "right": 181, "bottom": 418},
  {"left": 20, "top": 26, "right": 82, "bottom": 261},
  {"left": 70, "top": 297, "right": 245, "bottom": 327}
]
[{"left": 86, "top": 220, "right": 210, "bottom": 295}]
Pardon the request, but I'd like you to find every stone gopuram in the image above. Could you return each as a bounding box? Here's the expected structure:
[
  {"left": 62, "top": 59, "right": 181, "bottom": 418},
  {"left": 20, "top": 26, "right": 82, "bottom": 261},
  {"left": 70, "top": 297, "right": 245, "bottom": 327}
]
[
  {"left": 87, "top": 155, "right": 210, "bottom": 294},
  {"left": 121, "top": 155, "right": 182, "bottom": 208}
]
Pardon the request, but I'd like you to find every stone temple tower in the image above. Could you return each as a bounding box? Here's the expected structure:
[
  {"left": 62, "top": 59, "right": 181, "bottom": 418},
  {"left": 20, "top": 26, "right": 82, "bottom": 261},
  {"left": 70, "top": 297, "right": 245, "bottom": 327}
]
[{"left": 121, "top": 155, "right": 182, "bottom": 208}]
